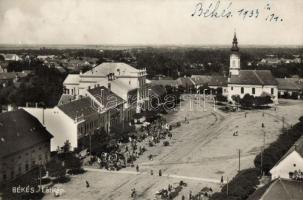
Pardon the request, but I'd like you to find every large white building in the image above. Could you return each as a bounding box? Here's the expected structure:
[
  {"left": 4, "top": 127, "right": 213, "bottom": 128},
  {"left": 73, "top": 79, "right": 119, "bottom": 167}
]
[
  {"left": 23, "top": 86, "right": 125, "bottom": 151},
  {"left": 63, "top": 62, "right": 149, "bottom": 120},
  {"left": 227, "top": 33, "right": 278, "bottom": 103}
]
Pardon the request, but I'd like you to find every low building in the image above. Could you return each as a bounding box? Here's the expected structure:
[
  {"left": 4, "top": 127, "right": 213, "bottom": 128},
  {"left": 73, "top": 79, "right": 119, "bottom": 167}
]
[
  {"left": 270, "top": 135, "right": 303, "bottom": 180},
  {"left": 276, "top": 78, "right": 303, "bottom": 99},
  {"left": 150, "top": 79, "right": 179, "bottom": 88},
  {"left": 0, "top": 54, "right": 22, "bottom": 61},
  {"left": 191, "top": 75, "right": 228, "bottom": 95},
  {"left": 0, "top": 61, "right": 8, "bottom": 73},
  {"left": 0, "top": 110, "right": 53, "bottom": 185}
]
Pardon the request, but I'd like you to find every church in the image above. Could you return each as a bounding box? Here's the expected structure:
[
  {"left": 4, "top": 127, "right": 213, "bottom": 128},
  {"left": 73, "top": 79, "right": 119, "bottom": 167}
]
[{"left": 227, "top": 33, "right": 278, "bottom": 104}]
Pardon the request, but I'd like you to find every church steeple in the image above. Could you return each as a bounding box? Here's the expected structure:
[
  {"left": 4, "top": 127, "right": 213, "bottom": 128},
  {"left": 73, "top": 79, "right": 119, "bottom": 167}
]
[
  {"left": 229, "top": 32, "right": 240, "bottom": 76},
  {"left": 231, "top": 32, "right": 239, "bottom": 52}
]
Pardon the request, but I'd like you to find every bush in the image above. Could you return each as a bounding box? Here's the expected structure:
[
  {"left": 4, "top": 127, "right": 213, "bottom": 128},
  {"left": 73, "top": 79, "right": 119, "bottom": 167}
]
[
  {"left": 254, "top": 120, "right": 303, "bottom": 174},
  {"left": 163, "top": 141, "right": 170, "bottom": 146},
  {"left": 41, "top": 178, "right": 51, "bottom": 185},
  {"left": 67, "top": 168, "right": 86, "bottom": 175},
  {"left": 211, "top": 168, "right": 259, "bottom": 200},
  {"left": 53, "top": 176, "right": 71, "bottom": 184}
]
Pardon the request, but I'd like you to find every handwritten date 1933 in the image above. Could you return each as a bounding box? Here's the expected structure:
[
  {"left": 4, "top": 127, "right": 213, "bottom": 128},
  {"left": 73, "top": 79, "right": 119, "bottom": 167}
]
[{"left": 191, "top": 0, "right": 283, "bottom": 22}]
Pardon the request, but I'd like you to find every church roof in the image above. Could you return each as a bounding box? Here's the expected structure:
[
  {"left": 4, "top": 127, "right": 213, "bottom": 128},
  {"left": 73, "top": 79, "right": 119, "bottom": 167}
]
[{"left": 229, "top": 70, "right": 278, "bottom": 86}]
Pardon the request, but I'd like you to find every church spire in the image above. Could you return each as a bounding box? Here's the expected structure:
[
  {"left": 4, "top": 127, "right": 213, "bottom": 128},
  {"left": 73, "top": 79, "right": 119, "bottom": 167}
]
[{"left": 231, "top": 31, "right": 239, "bottom": 52}]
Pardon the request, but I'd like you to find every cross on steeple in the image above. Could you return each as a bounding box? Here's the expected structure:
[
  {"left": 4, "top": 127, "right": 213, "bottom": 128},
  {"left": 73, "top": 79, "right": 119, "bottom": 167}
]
[{"left": 231, "top": 31, "right": 239, "bottom": 52}]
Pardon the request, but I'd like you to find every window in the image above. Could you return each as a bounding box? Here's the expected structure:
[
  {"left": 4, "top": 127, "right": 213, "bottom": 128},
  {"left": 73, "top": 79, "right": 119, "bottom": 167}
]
[
  {"left": 10, "top": 170, "right": 14, "bottom": 179},
  {"left": 241, "top": 87, "right": 244, "bottom": 94},
  {"left": 25, "top": 163, "right": 29, "bottom": 171},
  {"left": 294, "top": 163, "right": 296, "bottom": 167},
  {"left": 271, "top": 88, "right": 274, "bottom": 95},
  {"left": 3, "top": 173, "right": 7, "bottom": 180},
  {"left": 232, "top": 60, "right": 236, "bottom": 67},
  {"left": 252, "top": 88, "right": 255, "bottom": 94},
  {"left": 231, "top": 87, "right": 233, "bottom": 91}
]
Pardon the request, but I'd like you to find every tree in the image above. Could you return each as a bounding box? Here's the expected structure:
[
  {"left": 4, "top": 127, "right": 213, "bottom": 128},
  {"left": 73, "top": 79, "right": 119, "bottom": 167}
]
[
  {"left": 240, "top": 94, "right": 254, "bottom": 108},
  {"left": 62, "top": 140, "right": 71, "bottom": 153},
  {"left": 46, "top": 159, "right": 66, "bottom": 178}
]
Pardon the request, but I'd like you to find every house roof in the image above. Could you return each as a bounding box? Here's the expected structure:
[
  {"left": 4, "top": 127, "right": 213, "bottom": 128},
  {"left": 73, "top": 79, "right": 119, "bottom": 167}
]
[
  {"left": 0, "top": 109, "right": 53, "bottom": 158},
  {"left": 271, "top": 134, "right": 303, "bottom": 170},
  {"left": 248, "top": 178, "right": 303, "bottom": 200},
  {"left": 177, "top": 77, "right": 195, "bottom": 87},
  {"left": 150, "top": 79, "right": 178, "bottom": 87},
  {"left": 191, "top": 75, "right": 228, "bottom": 87},
  {"left": 229, "top": 70, "right": 278, "bottom": 85},
  {"left": 84, "top": 62, "right": 141, "bottom": 77},
  {"left": 87, "top": 86, "right": 125, "bottom": 109},
  {"left": 150, "top": 85, "right": 167, "bottom": 97},
  {"left": 57, "top": 94, "right": 76, "bottom": 105},
  {"left": 58, "top": 97, "right": 96, "bottom": 120},
  {"left": 276, "top": 78, "right": 303, "bottom": 91},
  {"left": 63, "top": 74, "right": 80, "bottom": 85},
  {"left": 0, "top": 72, "right": 29, "bottom": 80}
]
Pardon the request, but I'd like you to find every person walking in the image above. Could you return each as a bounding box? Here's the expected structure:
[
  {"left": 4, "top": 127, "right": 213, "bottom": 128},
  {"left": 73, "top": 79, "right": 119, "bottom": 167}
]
[
  {"left": 86, "top": 180, "right": 90, "bottom": 188},
  {"left": 159, "top": 169, "right": 162, "bottom": 176},
  {"left": 136, "top": 165, "right": 139, "bottom": 172}
]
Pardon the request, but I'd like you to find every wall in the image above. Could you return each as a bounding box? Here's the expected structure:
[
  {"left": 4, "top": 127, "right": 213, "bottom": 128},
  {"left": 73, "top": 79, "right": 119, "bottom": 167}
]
[
  {"left": 227, "top": 84, "right": 278, "bottom": 103},
  {"left": 22, "top": 107, "right": 78, "bottom": 152},
  {"left": 270, "top": 151, "right": 303, "bottom": 179},
  {"left": 0, "top": 141, "right": 50, "bottom": 185}
]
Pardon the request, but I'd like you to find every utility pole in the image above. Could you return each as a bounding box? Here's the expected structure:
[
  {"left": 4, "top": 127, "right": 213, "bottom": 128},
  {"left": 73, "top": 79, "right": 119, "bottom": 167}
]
[
  {"left": 238, "top": 149, "right": 241, "bottom": 172},
  {"left": 282, "top": 116, "right": 285, "bottom": 130},
  {"left": 89, "top": 133, "right": 92, "bottom": 156},
  {"left": 213, "top": 97, "right": 216, "bottom": 111},
  {"left": 226, "top": 176, "right": 229, "bottom": 197},
  {"left": 203, "top": 89, "right": 206, "bottom": 111}
]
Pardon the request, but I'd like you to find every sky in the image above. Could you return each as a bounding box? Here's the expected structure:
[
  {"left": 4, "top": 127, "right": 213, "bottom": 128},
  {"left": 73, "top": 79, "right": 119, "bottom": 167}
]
[{"left": 0, "top": 0, "right": 302, "bottom": 45}]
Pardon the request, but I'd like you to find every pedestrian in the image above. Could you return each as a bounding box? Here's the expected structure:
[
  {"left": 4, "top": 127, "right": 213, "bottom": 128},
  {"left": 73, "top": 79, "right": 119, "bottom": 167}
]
[
  {"left": 182, "top": 195, "right": 185, "bottom": 200},
  {"left": 150, "top": 170, "right": 153, "bottom": 175},
  {"left": 159, "top": 169, "right": 162, "bottom": 176},
  {"left": 189, "top": 190, "right": 192, "bottom": 199},
  {"left": 245, "top": 113, "right": 247, "bottom": 118},
  {"left": 136, "top": 165, "right": 139, "bottom": 172},
  {"left": 220, "top": 176, "right": 224, "bottom": 186},
  {"left": 86, "top": 180, "right": 90, "bottom": 188},
  {"left": 262, "top": 123, "right": 265, "bottom": 128}
]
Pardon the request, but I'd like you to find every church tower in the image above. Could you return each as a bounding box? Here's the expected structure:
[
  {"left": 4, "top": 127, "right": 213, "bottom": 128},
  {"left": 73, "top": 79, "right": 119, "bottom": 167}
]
[{"left": 229, "top": 32, "right": 240, "bottom": 76}]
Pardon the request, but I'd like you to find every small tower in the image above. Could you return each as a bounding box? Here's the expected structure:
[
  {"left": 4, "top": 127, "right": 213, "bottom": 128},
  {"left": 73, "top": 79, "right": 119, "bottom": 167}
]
[{"left": 229, "top": 32, "right": 240, "bottom": 76}]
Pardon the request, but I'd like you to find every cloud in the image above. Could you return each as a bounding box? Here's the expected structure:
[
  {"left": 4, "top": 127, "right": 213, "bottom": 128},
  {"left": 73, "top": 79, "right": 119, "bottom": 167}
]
[{"left": 0, "top": 0, "right": 302, "bottom": 45}]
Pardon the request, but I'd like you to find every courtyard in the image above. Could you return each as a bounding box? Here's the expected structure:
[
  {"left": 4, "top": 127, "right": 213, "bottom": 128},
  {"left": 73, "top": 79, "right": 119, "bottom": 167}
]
[{"left": 43, "top": 97, "right": 303, "bottom": 200}]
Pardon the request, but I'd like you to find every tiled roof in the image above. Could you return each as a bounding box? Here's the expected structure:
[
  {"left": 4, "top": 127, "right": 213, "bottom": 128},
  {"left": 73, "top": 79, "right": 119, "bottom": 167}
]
[
  {"left": 249, "top": 179, "right": 303, "bottom": 200},
  {"left": 150, "top": 79, "right": 178, "bottom": 87},
  {"left": 58, "top": 97, "right": 96, "bottom": 120},
  {"left": 229, "top": 70, "right": 278, "bottom": 85},
  {"left": 276, "top": 78, "right": 303, "bottom": 91},
  {"left": 177, "top": 77, "right": 195, "bottom": 87},
  {"left": 57, "top": 94, "right": 75, "bottom": 105},
  {"left": 87, "top": 86, "right": 125, "bottom": 109},
  {"left": 150, "top": 85, "right": 167, "bottom": 97},
  {"left": 0, "top": 72, "right": 29, "bottom": 80},
  {"left": 191, "top": 75, "right": 227, "bottom": 87},
  {"left": 63, "top": 74, "right": 80, "bottom": 85},
  {"left": 191, "top": 75, "right": 212, "bottom": 85},
  {"left": 84, "top": 62, "right": 140, "bottom": 77},
  {"left": 271, "top": 135, "right": 303, "bottom": 170},
  {"left": 0, "top": 109, "right": 53, "bottom": 158}
]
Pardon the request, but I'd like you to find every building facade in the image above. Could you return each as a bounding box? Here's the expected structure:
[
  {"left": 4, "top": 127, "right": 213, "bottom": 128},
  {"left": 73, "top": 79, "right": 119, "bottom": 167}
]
[{"left": 0, "top": 110, "right": 53, "bottom": 185}]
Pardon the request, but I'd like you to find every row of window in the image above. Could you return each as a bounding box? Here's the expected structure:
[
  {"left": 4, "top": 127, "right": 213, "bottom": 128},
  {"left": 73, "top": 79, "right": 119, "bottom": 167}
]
[
  {"left": 2, "top": 153, "right": 49, "bottom": 182},
  {"left": 231, "top": 87, "right": 274, "bottom": 95}
]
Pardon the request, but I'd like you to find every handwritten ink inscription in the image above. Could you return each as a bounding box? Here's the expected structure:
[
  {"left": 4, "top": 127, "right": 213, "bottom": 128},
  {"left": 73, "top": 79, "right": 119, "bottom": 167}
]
[{"left": 191, "top": 1, "right": 283, "bottom": 22}]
